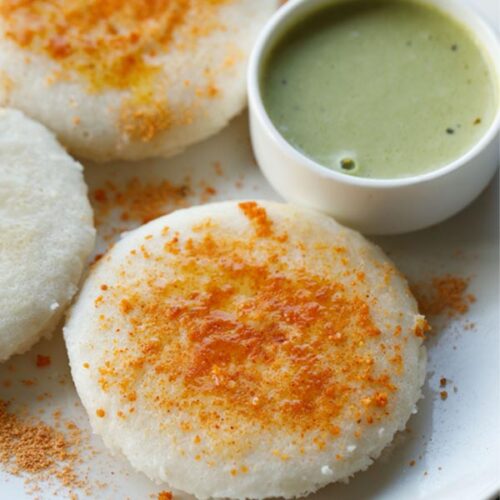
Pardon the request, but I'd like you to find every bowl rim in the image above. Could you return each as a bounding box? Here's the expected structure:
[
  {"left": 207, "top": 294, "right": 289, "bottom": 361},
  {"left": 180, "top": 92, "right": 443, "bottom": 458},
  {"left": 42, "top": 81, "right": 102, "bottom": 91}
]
[{"left": 247, "top": 0, "right": 500, "bottom": 190}]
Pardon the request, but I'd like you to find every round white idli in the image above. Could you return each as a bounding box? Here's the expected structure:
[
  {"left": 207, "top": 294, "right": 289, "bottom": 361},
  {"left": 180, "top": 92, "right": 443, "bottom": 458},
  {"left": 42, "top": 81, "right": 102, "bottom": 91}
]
[
  {"left": 0, "top": 0, "right": 277, "bottom": 162},
  {"left": 64, "top": 201, "right": 427, "bottom": 499},
  {"left": 0, "top": 108, "right": 95, "bottom": 362}
]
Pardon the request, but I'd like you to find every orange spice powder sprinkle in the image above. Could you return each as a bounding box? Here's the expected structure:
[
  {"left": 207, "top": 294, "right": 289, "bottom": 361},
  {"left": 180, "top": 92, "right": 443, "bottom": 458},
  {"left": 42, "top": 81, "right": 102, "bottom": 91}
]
[
  {"left": 92, "top": 177, "right": 219, "bottom": 231},
  {"left": 1, "top": 0, "right": 230, "bottom": 93},
  {"left": 157, "top": 491, "right": 173, "bottom": 500},
  {"left": 36, "top": 355, "right": 51, "bottom": 368},
  {"left": 0, "top": 0, "right": 231, "bottom": 140},
  {"left": 411, "top": 275, "right": 476, "bottom": 318},
  {"left": 95, "top": 203, "right": 404, "bottom": 453},
  {"left": 0, "top": 400, "right": 86, "bottom": 493},
  {"left": 238, "top": 201, "right": 273, "bottom": 237}
]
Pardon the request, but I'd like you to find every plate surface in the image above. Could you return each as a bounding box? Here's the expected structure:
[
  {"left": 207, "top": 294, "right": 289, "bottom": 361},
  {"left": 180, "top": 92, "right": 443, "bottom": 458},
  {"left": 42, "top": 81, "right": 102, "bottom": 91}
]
[{"left": 0, "top": 0, "right": 498, "bottom": 498}]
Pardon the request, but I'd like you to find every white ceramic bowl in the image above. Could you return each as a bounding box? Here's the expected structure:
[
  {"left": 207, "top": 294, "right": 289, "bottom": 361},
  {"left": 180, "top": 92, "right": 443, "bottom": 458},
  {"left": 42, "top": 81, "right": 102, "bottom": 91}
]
[{"left": 248, "top": 0, "right": 500, "bottom": 235}]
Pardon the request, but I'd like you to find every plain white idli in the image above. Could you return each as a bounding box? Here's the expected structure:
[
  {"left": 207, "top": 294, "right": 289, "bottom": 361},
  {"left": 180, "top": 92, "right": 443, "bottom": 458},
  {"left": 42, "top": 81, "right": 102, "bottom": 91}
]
[
  {"left": 0, "top": 108, "right": 95, "bottom": 362},
  {"left": 64, "top": 201, "right": 427, "bottom": 499},
  {"left": 0, "top": 0, "right": 277, "bottom": 162}
]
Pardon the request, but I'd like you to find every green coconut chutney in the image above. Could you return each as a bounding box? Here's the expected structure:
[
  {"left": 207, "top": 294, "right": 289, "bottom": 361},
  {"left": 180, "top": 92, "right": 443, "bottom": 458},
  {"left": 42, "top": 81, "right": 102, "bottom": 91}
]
[{"left": 261, "top": 0, "right": 497, "bottom": 179}]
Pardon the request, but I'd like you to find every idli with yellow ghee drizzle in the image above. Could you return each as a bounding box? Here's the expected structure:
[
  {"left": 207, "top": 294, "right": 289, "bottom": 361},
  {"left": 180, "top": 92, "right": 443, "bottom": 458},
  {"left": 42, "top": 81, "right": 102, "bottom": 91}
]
[
  {"left": 0, "top": 0, "right": 277, "bottom": 162},
  {"left": 64, "top": 201, "right": 427, "bottom": 499},
  {"left": 0, "top": 108, "right": 95, "bottom": 362}
]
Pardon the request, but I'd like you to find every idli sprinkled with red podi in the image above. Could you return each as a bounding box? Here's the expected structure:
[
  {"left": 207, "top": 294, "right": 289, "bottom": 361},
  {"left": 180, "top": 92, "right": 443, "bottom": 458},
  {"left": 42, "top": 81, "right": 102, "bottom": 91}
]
[
  {"left": 64, "top": 201, "right": 427, "bottom": 499},
  {"left": 0, "top": 1, "right": 277, "bottom": 161}
]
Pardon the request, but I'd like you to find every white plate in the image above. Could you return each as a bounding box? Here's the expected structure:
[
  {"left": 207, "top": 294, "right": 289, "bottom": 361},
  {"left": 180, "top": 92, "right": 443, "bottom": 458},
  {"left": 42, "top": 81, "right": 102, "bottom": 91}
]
[{"left": 1, "top": 1, "right": 498, "bottom": 498}]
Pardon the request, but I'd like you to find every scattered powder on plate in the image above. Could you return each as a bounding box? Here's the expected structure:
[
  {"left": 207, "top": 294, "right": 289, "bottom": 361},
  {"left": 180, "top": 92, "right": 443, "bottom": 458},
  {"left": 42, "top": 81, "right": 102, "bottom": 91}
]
[
  {"left": 91, "top": 176, "right": 218, "bottom": 242},
  {"left": 213, "top": 161, "right": 224, "bottom": 176},
  {"left": 439, "top": 377, "right": 449, "bottom": 400},
  {"left": 0, "top": 400, "right": 98, "bottom": 497},
  {"left": 92, "top": 178, "right": 192, "bottom": 226},
  {"left": 410, "top": 274, "right": 476, "bottom": 318},
  {"left": 157, "top": 491, "right": 173, "bottom": 500},
  {"left": 464, "top": 320, "right": 476, "bottom": 331},
  {"left": 35, "top": 355, "right": 51, "bottom": 368}
]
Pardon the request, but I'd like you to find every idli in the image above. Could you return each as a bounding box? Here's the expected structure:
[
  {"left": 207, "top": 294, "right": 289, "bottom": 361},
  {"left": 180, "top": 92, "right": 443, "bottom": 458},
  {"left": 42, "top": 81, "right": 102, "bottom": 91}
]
[
  {"left": 64, "top": 201, "right": 427, "bottom": 499},
  {"left": 0, "top": 0, "right": 277, "bottom": 162},
  {"left": 0, "top": 108, "right": 95, "bottom": 362}
]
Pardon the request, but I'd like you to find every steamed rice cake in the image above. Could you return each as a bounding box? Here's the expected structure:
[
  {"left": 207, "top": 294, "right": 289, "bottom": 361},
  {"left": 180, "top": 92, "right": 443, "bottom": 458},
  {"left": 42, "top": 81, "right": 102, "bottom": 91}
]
[
  {"left": 0, "top": 0, "right": 277, "bottom": 161},
  {"left": 0, "top": 108, "right": 95, "bottom": 362},
  {"left": 64, "top": 200, "right": 427, "bottom": 499}
]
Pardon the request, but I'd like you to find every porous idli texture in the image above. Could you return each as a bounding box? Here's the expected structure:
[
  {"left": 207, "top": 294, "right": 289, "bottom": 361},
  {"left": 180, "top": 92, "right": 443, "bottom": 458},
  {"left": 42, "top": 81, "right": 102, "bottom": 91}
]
[
  {"left": 64, "top": 201, "right": 427, "bottom": 499},
  {"left": 0, "top": 0, "right": 277, "bottom": 162},
  {"left": 0, "top": 108, "right": 95, "bottom": 362}
]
